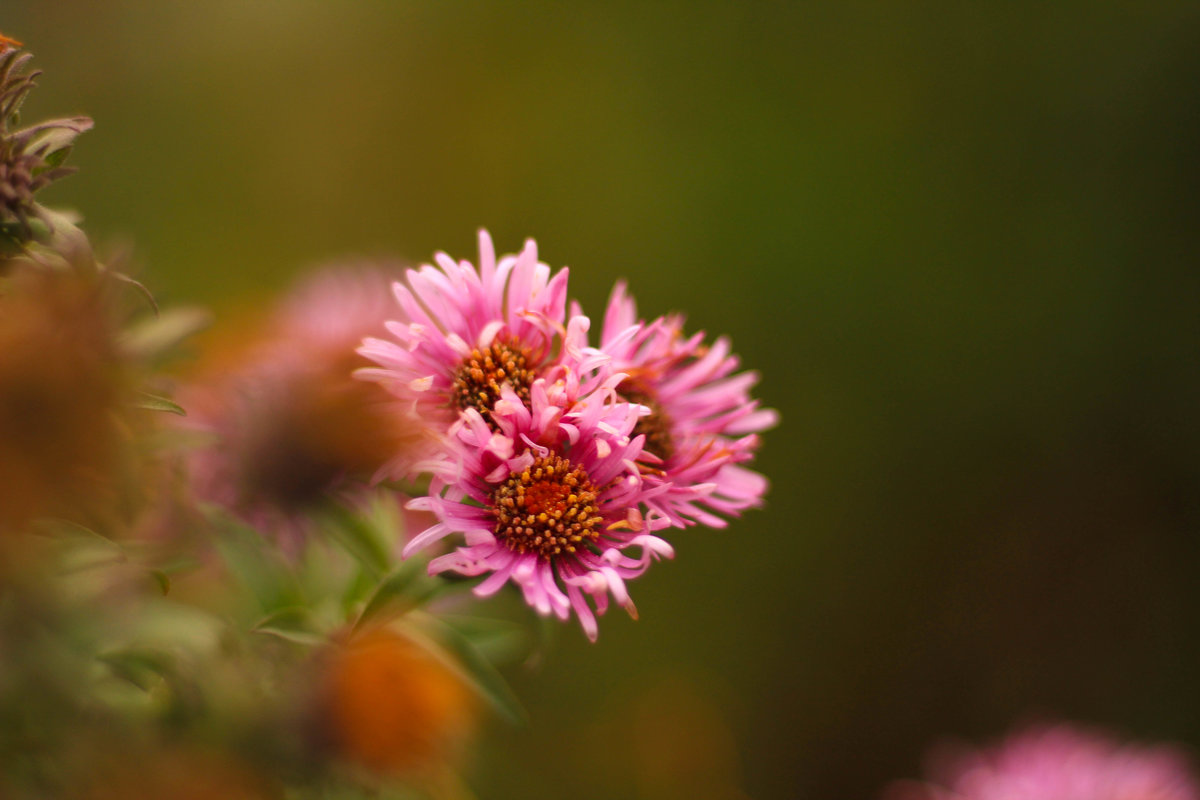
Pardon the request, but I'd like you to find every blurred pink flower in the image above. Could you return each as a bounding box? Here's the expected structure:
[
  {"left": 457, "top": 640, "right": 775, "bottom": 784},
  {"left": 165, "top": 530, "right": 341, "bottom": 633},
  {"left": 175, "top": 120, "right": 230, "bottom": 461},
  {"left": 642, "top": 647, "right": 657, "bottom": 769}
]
[
  {"left": 404, "top": 373, "right": 673, "bottom": 641},
  {"left": 884, "top": 723, "right": 1200, "bottom": 800},
  {"left": 585, "top": 281, "right": 777, "bottom": 528},
  {"left": 358, "top": 231, "right": 603, "bottom": 469},
  {"left": 182, "top": 265, "right": 431, "bottom": 542}
]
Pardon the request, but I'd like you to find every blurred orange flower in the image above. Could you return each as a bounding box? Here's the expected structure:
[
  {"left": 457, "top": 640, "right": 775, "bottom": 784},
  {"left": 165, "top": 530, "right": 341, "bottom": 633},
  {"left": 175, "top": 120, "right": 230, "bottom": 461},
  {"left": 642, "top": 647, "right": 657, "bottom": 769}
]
[{"left": 322, "top": 626, "right": 476, "bottom": 777}]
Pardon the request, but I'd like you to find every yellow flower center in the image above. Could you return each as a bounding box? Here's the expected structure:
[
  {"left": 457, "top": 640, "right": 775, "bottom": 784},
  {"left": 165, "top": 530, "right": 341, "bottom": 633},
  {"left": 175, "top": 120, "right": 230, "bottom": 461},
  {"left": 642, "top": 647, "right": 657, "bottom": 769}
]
[
  {"left": 451, "top": 338, "right": 535, "bottom": 425},
  {"left": 490, "top": 455, "right": 603, "bottom": 559}
]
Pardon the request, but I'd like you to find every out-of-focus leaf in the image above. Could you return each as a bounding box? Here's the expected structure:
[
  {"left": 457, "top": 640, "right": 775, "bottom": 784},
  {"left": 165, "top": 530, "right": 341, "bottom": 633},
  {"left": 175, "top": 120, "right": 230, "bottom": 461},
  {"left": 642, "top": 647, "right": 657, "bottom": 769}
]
[
  {"left": 209, "top": 508, "right": 303, "bottom": 613},
  {"left": 251, "top": 606, "right": 325, "bottom": 647},
  {"left": 340, "top": 565, "right": 377, "bottom": 616},
  {"left": 252, "top": 627, "right": 325, "bottom": 647},
  {"left": 119, "top": 306, "right": 212, "bottom": 360},
  {"left": 133, "top": 391, "right": 186, "bottom": 416},
  {"left": 410, "top": 612, "right": 527, "bottom": 726},
  {"left": 97, "top": 647, "right": 175, "bottom": 693},
  {"left": 33, "top": 518, "right": 127, "bottom": 573},
  {"left": 34, "top": 517, "right": 121, "bottom": 548},
  {"left": 439, "top": 615, "right": 529, "bottom": 662},
  {"left": 353, "top": 557, "right": 429, "bottom": 631},
  {"left": 320, "top": 503, "right": 391, "bottom": 578}
]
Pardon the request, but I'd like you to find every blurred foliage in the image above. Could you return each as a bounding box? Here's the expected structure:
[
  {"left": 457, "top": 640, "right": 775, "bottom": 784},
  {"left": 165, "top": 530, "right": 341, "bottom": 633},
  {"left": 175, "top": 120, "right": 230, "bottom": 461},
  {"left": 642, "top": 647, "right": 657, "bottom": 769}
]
[{"left": 4, "top": 2, "right": 1200, "bottom": 798}]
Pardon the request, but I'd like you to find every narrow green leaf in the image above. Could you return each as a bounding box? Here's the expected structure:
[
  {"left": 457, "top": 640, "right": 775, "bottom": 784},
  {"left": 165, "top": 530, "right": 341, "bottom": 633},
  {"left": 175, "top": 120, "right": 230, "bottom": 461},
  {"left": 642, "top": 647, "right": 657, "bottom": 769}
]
[
  {"left": 208, "top": 507, "right": 302, "bottom": 613},
  {"left": 352, "top": 556, "right": 431, "bottom": 631},
  {"left": 97, "top": 648, "right": 175, "bottom": 692},
  {"left": 440, "top": 614, "right": 529, "bottom": 662},
  {"left": 119, "top": 306, "right": 213, "bottom": 360},
  {"left": 411, "top": 613, "right": 527, "bottom": 726},
  {"left": 251, "top": 606, "right": 325, "bottom": 647},
  {"left": 134, "top": 392, "right": 186, "bottom": 416},
  {"left": 251, "top": 605, "right": 311, "bottom": 631},
  {"left": 320, "top": 503, "right": 391, "bottom": 578},
  {"left": 253, "top": 626, "right": 326, "bottom": 647},
  {"left": 34, "top": 517, "right": 122, "bottom": 548},
  {"left": 340, "top": 565, "right": 377, "bottom": 617}
]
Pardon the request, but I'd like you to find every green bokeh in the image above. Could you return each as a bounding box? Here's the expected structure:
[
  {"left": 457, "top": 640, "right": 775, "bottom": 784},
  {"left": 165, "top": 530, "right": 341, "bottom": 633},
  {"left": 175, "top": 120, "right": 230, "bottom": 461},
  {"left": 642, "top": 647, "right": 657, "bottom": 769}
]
[{"left": 7, "top": 2, "right": 1200, "bottom": 797}]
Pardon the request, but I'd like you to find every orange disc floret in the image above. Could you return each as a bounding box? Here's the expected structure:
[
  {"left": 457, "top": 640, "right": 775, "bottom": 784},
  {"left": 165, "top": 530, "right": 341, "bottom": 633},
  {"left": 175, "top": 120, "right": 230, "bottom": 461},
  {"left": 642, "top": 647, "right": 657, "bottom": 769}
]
[{"left": 324, "top": 627, "right": 475, "bottom": 776}]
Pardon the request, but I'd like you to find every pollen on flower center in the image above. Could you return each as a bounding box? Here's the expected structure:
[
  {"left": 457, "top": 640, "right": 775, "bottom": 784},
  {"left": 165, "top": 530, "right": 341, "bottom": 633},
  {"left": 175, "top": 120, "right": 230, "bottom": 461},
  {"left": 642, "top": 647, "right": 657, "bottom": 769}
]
[
  {"left": 452, "top": 338, "right": 535, "bottom": 423},
  {"left": 490, "top": 455, "right": 603, "bottom": 559},
  {"left": 621, "top": 382, "right": 675, "bottom": 463}
]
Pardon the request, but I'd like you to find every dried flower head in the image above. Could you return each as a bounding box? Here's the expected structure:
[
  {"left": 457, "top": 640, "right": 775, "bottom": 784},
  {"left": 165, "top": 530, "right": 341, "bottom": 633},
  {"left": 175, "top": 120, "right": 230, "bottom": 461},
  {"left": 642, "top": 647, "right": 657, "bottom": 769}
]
[
  {"left": 0, "top": 43, "right": 92, "bottom": 244},
  {"left": 884, "top": 722, "right": 1200, "bottom": 800}
]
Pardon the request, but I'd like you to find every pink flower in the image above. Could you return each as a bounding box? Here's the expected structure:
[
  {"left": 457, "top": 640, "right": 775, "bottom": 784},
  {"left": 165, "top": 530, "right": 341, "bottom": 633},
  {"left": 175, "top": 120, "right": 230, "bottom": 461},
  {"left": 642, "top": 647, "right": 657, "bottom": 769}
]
[
  {"left": 404, "top": 374, "right": 674, "bottom": 641},
  {"left": 358, "top": 231, "right": 602, "bottom": 476},
  {"left": 181, "top": 266, "right": 431, "bottom": 543},
  {"left": 884, "top": 723, "right": 1200, "bottom": 800},
  {"left": 585, "top": 281, "right": 777, "bottom": 528}
]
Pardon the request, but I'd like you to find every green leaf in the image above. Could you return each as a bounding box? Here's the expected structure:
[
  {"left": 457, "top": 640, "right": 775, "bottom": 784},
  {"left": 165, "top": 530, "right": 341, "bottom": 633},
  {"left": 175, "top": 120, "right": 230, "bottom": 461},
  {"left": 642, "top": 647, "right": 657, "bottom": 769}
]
[
  {"left": 353, "top": 557, "right": 429, "bottom": 631},
  {"left": 319, "top": 503, "right": 391, "bottom": 578},
  {"left": 340, "top": 565, "right": 377, "bottom": 616},
  {"left": 133, "top": 392, "right": 186, "bottom": 416},
  {"left": 33, "top": 517, "right": 121, "bottom": 548},
  {"left": 208, "top": 507, "right": 303, "bottom": 613},
  {"left": 410, "top": 613, "right": 527, "bottom": 726},
  {"left": 251, "top": 606, "right": 325, "bottom": 647},
  {"left": 439, "top": 614, "right": 529, "bottom": 662},
  {"left": 253, "top": 627, "right": 325, "bottom": 647},
  {"left": 97, "top": 647, "right": 175, "bottom": 692}
]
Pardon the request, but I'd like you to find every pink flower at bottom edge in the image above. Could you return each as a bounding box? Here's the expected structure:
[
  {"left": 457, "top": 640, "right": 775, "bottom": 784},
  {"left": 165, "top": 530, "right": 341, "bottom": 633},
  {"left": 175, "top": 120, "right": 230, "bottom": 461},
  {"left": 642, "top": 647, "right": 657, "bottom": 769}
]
[{"left": 883, "top": 722, "right": 1200, "bottom": 800}]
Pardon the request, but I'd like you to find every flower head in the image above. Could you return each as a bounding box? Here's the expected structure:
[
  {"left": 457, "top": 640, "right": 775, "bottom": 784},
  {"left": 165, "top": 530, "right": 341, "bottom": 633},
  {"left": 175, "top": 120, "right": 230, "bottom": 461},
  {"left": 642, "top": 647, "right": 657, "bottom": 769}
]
[
  {"left": 405, "top": 373, "right": 673, "bottom": 640},
  {"left": 588, "top": 282, "right": 777, "bottom": 528},
  {"left": 884, "top": 723, "right": 1200, "bottom": 800},
  {"left": 0, "top": 43, "right": 92, "bottom": 243},
  {"left": 358, "top": 231, "right": 596, "bottom": 467}
]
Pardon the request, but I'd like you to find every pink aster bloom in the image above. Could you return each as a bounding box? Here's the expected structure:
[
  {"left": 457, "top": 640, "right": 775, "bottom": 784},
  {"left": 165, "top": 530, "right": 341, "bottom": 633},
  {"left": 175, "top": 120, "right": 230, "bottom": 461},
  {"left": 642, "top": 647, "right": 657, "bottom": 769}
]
[
  {"left": 358, "top": 231, "right": 606, "bottom": 479},
  {"left": 884, "top": 723, "right": 1200, "bottom": 800},
  {"left": 404, "top": 373, "right": 674, "bottom": 641},
  {"left": 181, "top": 266, "right": 431, "bottom": 544},
  {"left": 583, "top": 281, "right": 777, "bottom": 528}
]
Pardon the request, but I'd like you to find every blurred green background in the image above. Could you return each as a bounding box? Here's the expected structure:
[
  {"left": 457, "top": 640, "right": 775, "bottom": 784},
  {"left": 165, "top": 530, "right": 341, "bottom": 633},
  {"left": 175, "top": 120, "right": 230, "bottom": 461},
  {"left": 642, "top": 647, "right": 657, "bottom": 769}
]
[{"left": 7, "top": 2, "right": 1200, "bottom": 798}]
